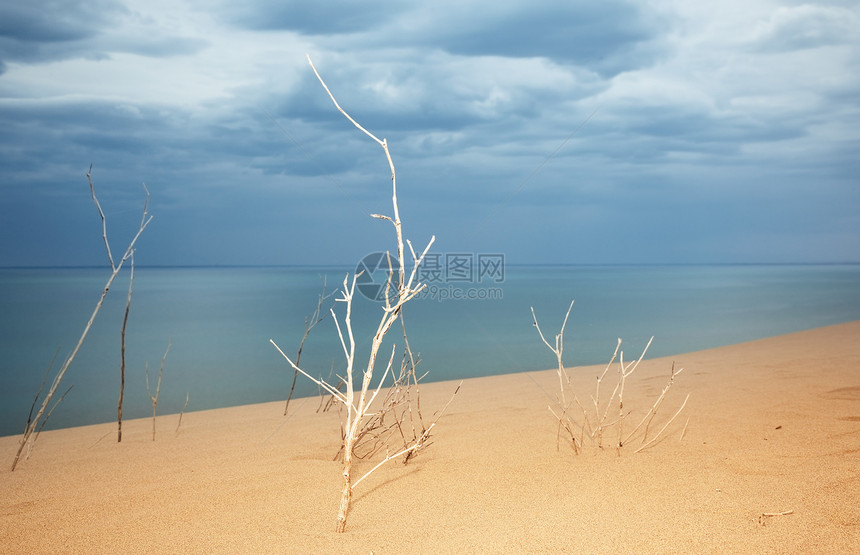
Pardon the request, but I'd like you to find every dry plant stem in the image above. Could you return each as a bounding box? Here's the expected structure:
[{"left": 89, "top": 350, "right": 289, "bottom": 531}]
[
  {"left": 531, "top": 301, "right": 573, "bottom": 410},
  {"left": 146, "top": 341, "right": 171, "bottom": 441},
  {"left": 24, "top": 348, "right": 61, "bottom": 433},
  {"left": 680, "top": 416, "right": 690, "bottom": 440},
  {"left": 616, "top": 337, "right": 654, "bottom": 451},
  {"left": 118, "top": 253, "right": 135, "bottom": 442},
  {"left": 90, "top": 167, "right": 115, "bottom": 270},
  {"left": 632, "top": 362, "right": 684, "bottom": 445},
  {"left": 533, "top": 301, "right": 687, "bottom": 454},
  {"left": 176, "top": 392, "right": 189, "bottom": 434},
  {"left": 593, "top": 339, "right": 621, "bottom": 448},
  {"left": 352, "top": 426, "right": 432, "bottom": 490},
  {"left": 399, "top": 307, "right": 425, "bottom": 440},
  {"left": 316, "top": 363, "right": 342, "bottom": 413},
  {"left": 531, "top": 301, "right": 585, "bottom": 453},
  {"left": 759, "top": 510, "right": 793, "bottom": 525},
  {"left": 633, "top": 393, "right": 690, "bottom": 453},
  {"left": 353, "top": 379, "right": 461, "bottom": 485},
  {"left": 27, "top": 385, "right": 74, "bottom": 459},
  {"left": 271, "top": 55, "right": 437, "bottom": 533},
  {"left": 11, "top": 168, "right": 152, "bottom": 471},
  {"left": 285, "top": 278, "right": 332, "bottom": 415},
  {"left": 349, "top": 346, "right": 434, "bottom": 462},
  {"left": 307, "top": 54, "right": 421, "bottom": 285}
]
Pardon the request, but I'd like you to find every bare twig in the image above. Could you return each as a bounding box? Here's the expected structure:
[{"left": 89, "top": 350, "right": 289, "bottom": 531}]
[
  {"left": 316, "top": 361, "right": 343, "bottom": 413},
  {"left": 532, "top": 301, "right": 586, "bottom": 453},
  {"left": 176, "top": 392, "right": 190, "bottom": 435},
  {"left": 26, "top": 385, "right": 74, "bottom": 460},
  {"left": 12, "top": 168, "right": 152, "bottom": 471},
  {"left": 118, "top": 252, "right": 135, "bottom": 442},
  {"left": 285, "top": 277, "right": 333, "bottom": 415},
  {"left": 146, "top": 340, "right": 171, "bottom": 441},
  {"left": 634, "top": 393, "right": 690, "bottom": 453},
  {"left": 24, "top": 348, "right": 61, "bottom": 434},
  {"left": 622, "top": 361, "right": 683, "bottom": 446},
  {"left": 89, "top": 165, "right": 115, "bottom": 271},
  {"left": 758, "top": 510, "right": 793, "bottom": 525},
  {"left": 593, "top": 339, "right": 620, "bottom": 448},
  {"left": 617, "top": 337, "right": 654, "bottom": 452}
]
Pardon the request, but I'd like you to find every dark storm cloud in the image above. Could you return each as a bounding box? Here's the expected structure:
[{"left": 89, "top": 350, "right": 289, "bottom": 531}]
[
  {"left": 422, "top": 1, "right": 666, "bottom": 74},
  {"left": 0, "top": 2, "right": 122, "bottom": 43},
  {"left": 0, "top": 1, "right": 206, "bottom": 66},
  {"left": 210, "top": 0, "right": 666, "bottom": 76},
  {"left": 0, "top": 1, "right": 123, "bottom": 64},
  {"left": 1, "top": 0, "right": 859, "bottom": 266}
]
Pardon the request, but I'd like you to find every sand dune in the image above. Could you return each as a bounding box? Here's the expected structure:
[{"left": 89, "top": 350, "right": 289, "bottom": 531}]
[{"left": 2, "top": 321, "right": 859, "bottom": 553}]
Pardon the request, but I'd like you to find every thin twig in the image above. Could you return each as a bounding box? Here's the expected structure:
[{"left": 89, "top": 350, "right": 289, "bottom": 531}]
[
  {"left": 758, "top": 510, "right": 793, "bottom": 525},
  {"left": 118, "top": 252, "right": 135, "bottom": 442},
  {"left": 24, "top": 348, "right": 61, "bottom": 433},
  {"left": 146, "top": 340, "right": 171, "bottom": 441},
  {"left": 176, "top": 392, "right": 189, "bottom": 435},
  {"left": 621, "top": 361, "right": 684, "bottom": 446},
  {"left": 634, "top": 393, "right": 690, "bottom": 453},
  {"left": 285, "top": 277, "right": 333, "bottom": 415},
  {"left": 532, "top": 301, "right": 584, "bottom": 454},
  {"left": 88, "top": 163, "right": 115, "bottom": 271},
  {"left": 27, "top": 385, "right": 74, "bottom": 459}
]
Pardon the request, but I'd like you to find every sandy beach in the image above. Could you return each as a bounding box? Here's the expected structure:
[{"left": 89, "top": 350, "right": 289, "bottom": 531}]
[{"left": 2, "top": 321, "right": 859, "bottom": 553}]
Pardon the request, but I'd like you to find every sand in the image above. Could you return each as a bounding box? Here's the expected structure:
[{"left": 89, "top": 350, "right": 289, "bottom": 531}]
[{"left": 2, "top": 321, "right": 859, "bottom": 553}]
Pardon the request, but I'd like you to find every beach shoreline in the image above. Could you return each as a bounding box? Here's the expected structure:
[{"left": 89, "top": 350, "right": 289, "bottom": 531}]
[{"left": 2, "top": 321, "right": 859, "bottom": 552}]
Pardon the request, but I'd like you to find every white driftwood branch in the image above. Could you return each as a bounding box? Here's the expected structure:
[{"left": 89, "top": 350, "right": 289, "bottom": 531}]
[{"left": 269, "top": 56, "right": 446, "bottom": 533}]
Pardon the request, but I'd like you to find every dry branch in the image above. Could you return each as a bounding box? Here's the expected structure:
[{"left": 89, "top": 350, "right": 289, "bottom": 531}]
[
  {"left": 285, "top": 278, "right": 333, "bottom": 415},
  {"left": 176, "top": 392, "right": 190, "bottom": 435},
  {"left": 634, "top": 393, "right": 690, "bottom": 453},
  {"left": 118, "top": 253, "right": 135, "bottom": 442},
  {"left": 758, "top": 510, "right": 793, "bottom": 525},
  {"left": 146, "top": 340, "right": 171, "bottom": 441},
  {"left": 532, "top": 301, "right": 587, "bottom": 453},
  {"left": 27, "top": 385, "right": 74, "bottom": 459},
  {"left": 24, "top": 348, "right": 61, "bottom": 434},
  {"left": 533, "top": 300, "right": 688, "bottom": 455},
  {"left": 269, "top": 55, "right": 457, "bottom": 533},
  {"left": 11, "top": 167, "right": 152, "bottom": 471}
]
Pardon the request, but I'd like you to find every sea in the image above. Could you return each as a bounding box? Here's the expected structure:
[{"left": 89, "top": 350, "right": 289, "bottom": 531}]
[{"left": 2, "top": 264, "right": 859, "bottom": 437}]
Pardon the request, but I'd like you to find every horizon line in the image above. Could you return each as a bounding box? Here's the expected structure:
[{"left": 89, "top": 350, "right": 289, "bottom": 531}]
[{"left": 2, "top": 261, "right": 859, "bottom": 271}]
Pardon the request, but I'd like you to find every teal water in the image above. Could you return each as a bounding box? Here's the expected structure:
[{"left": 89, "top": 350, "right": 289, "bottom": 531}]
[{"left": 2, "top": 264, "right": 859, "bottom": 437}]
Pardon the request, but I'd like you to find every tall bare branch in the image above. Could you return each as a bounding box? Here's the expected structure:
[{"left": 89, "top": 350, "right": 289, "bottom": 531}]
[
  {"left": 270, "top": 56, "right": 456, "bottom": 533},
  {"left": 12, "top": 168, "right": 152, "bottom": 470}
]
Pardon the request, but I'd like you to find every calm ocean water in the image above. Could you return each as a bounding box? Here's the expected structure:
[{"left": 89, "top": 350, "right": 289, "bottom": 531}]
[{"left": 2, "top": 264, "right": 859, "bottom": 437}]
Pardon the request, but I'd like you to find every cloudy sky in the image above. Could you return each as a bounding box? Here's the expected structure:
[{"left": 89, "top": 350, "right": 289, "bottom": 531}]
[{"left": 1, "top": 0, "right": 858, "bottom": 267}]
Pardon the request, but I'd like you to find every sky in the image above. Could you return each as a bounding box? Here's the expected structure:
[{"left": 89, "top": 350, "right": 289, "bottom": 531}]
[{"left": 1, "top": 0, "right": 858, "bottom": 267}]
